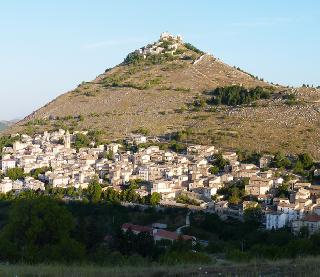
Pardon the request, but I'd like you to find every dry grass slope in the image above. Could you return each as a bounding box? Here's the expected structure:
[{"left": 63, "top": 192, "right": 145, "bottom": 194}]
[{"left": 6, "top": 40, "right": 320, "bottom": 158}]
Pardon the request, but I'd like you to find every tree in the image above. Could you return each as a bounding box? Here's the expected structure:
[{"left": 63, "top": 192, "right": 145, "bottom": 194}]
[
  {"left": 272, "top": 152, "right": 292, "bottom": 169},
  {"left": 228, "top": 188, "right": 241, "bottom": 205},
  {"left": 209, "top": 166, "right": 219, "bottom": 175},
  {"left": 213, "top": 153, "right": 228, "bottom": 170},
  {"left": 276, "top": 183, "right": 290, "bottom": 198},
  {"left": 0, "top": 197, "right": 85, "bottom": 263},
  {"left": 73, "top": 133, "right": 90, "bottom": 151},
  {"left": 6, "top": 167, "right": 25, "bottom": 181},
  {"left": 297, "top": 153, "right": 313, "bottom": 170},
  {"left": 87, "top": 180, "right": 102, "bottom": 203},
  {"left": 150, "top": 192, "right": 161, "bottom": 206},
  {"left": 244, "top": 206, "right": 262, "bottom": 223}
]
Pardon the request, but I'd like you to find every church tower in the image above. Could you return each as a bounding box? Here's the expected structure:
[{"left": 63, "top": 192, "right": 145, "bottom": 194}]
[{"left": 64, "top": 130, "right": 71, "bottom": 149}]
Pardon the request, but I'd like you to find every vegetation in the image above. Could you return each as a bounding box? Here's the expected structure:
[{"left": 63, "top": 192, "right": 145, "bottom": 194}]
[
  {"left": 73, "top": 133, "right": 91, "bottom": 150},
  {"left": 209, "top": 86, "right": 271, "bottom": 106},
  {"left": 176, "top": 194, "right": 201, "bottom": 206},
  {"left": 0, "top": 197, "right": 85, "bottom": 263},
  {"left": 6, "top": 168, "right": 25, "bottom": 181},
  {"left": 0, "top": 196, "right": 206, "bottom": 266},
  {"left": 184, "top": 43, "right": 204, "bottom": 55},
  {"left": 133, "top": 127, "right": 150, "bottom": 136},
  {"left": 217, "top": 179, "right": 247, "bottom": 205},
  {"left": 0, "top": 135, "right": 20, "bottom": 157},
  {"left": 283, "top": 94, "right": 299, "bottom": 105},
  {"left": 211, "top": 153, "right": 229, "bottom": 171}
]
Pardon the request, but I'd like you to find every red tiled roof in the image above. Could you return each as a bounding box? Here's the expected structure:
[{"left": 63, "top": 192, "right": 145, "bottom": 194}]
[
  {"left": 122, "top": 223, "right": 152, "bottom": 233},
  {"left": 302, "top": 214, "right": 320, "bottom": 222},
  {"left": 154, "top": 229, "right": 193, "bottom": 241}
]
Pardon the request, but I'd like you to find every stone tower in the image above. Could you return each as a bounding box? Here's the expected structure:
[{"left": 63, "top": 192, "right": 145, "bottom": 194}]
[{"left": 64, "top": 130, "right": 71, "bottom": 149}]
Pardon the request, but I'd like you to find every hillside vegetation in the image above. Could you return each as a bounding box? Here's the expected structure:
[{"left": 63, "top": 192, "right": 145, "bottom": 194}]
[{"left": 5, "top": 34, "right": 320, "bottom": 158}]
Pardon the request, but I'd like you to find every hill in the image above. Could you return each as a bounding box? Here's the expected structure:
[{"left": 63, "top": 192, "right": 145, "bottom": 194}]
[
  {"left": 6, "top": 33, "right": 320, "bottom": 158},
  {"left": 0, "top": 120, "right": 16, "bottom": 131}
]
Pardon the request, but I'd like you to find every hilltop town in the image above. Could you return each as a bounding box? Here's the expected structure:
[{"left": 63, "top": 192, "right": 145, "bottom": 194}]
[{"left": 1, "top": 129, "right": 320, "bottom": 238}]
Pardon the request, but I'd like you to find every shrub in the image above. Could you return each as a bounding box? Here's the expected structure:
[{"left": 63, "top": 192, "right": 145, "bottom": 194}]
[
  {"left": 184, "top": 43, "right": 204, "bottom": 55},
  {"left": 209, "top": 86, "right": 271, "bottom": 106}
]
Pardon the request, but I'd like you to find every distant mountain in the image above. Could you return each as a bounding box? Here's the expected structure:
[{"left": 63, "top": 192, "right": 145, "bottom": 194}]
[
  {"left": 7, "top": 32, "right": 320, "bottom": 158},
  {"left": 0, "top": 120, "right": 18, "bottom": 132}
]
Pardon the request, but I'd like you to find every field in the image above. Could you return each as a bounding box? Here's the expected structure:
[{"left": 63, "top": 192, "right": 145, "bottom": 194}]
[{"left": 2, "top": 257, "right": 320, "bottom": 277}]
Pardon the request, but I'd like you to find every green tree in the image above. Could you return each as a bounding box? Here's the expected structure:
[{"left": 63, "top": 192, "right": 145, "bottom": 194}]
[
  {"left": 0, "top": 197, "right": 85, "bottom": 263},
  {"left": 6, "top": 167, "right": 25, "bottom": 180},
  {"left": 209, "top": 166, "right": 219, "bottom": 175},
  {"left": 297, "top": 153, "right": 313, "bottom": 169},
  {"left": 150, "top": 192, "right": 161, "bottom": 206},
  {"left": 73, "top": 133, "right": 91, "bottom": 151},
  {"left": 87, "top": 180, "right": 102, "bottom": 203},
  {"left": 213, "top": 153, "right": 228, "bottom": 170},
  {"left": 244, "top": 206, "right": 262, "bottom": 223},
  {"left": 272, "top": 152, "right": 292, "bottom": 169}
]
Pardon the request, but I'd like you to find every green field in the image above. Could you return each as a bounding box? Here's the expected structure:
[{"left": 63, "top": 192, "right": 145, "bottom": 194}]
[{"left": 1, "top": 257, "right": 320, "bottom": 277}]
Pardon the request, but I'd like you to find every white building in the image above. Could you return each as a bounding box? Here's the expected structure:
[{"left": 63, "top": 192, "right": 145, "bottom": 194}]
[
  {"left": 0, "top": 177, "right": 13, "bottom": 193},
  {"left": 1, "top": 159, "right": 16, "bottom": 173},
  {"left": 266, "top": 212, "right": 288, "bottom": 230}
]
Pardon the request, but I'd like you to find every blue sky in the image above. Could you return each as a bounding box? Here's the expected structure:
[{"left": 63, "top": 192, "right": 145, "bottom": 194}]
[{"left": 0, "top": 0, "right": 319, "bottom": 120}]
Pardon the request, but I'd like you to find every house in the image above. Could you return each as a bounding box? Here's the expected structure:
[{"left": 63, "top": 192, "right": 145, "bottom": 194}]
[
  {"left": 151, "top": 181, "right": 174, "bottom": 194},
  {"left": 222, "top": 151, "right": 238, "bottom": 162},
  {"left": 292, "top": 214, "right": 320, "bottom": 235},
  {"left": 277, "top": 202, "right": 301, "bottom": 221},
  {"left": 245, "top": 183, "right": 270, "bottom": 196},
  {"left": 245, "top": 176, "right": 273, "bottom": 196},
  {"left": 121, "top": 223, "right": 153, "bottom": 235},
  {"left": 259, "top": 154, "right": 274, "bottom": 168},
  {"left": 1, "top": 159, "right": 16, "bottom": 173},
  {"left": 234, "top": 169, "right": 259, "bottom": 179},
  {"left": 153, "top": 229, "right": 193, "bottom": 242},
  {"left": 121, "top": 223, "right": 194, "bottom": 242},
  {"left": 259, "top": 170, "right": 273, "bottom": 179},
  {"left": 131, "top": 134, "right": 147, "bottom": 145},
  {"left": 266, "top": 212, "right": 288, "bottom": 230},
  {"left": 215, "top": 201, "right": 228, "bottom": 214},
  {"left": 0, "top": 177, "right": 13, "bottom": 193}
]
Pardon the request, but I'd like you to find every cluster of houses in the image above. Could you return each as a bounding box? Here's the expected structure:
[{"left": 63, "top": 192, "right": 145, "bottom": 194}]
[
  {"left": 1, "top": 129, "right": 320, "bottom": 235},
  {"left": 135, "top": 32, "right": 183, "bottom": 58}
]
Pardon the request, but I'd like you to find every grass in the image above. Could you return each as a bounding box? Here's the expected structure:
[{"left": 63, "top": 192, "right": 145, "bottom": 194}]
[{"left": 3, "top": 257, "right": 320, "bottom": 276}]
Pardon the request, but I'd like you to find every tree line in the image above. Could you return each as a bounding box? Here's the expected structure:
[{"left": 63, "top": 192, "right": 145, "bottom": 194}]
[{"left": 208, "top": 86, "right": 271, "bottom": 106}]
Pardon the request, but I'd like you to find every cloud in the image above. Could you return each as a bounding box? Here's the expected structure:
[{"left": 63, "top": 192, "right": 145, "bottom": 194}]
[{"left": 83, "top": 38, "right": 146, "bottom": 49}]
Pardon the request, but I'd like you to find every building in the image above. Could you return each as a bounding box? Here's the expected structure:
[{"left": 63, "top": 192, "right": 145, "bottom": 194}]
[
  {"left": 121, "top": 223, "right": 153, "bottom": 235},
  {"left": 1, "top": 159, "right": 16, "bottom": 173},
  {"left": 292, "top": 214, "right": 320, "bottom": 235},
  {"left": 266, "top": 212, "right": 288, "bottom": 230},
  {"left": 259, "top": 154, "right": 274, "bottom": 168},
  {"left": 0, "top": 177, "right": 13, "bottom": 194}
]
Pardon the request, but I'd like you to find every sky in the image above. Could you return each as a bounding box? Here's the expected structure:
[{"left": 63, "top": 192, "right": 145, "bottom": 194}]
[{"left": 0, "top": 0, "right": 319, "bottom": 120}]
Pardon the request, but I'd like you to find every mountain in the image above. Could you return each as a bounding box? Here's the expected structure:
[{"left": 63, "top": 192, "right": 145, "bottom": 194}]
[
  {"left": 0, "top": 120, "right": 17, "bottom": 131},
  {"left": 7, "top": 33, "right": 320, "bottom": 158}
]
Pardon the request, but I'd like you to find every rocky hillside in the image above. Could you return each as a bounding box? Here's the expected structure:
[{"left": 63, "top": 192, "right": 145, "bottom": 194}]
[{"left": 7, "top": 33, "right": 320, "bottom": 158}]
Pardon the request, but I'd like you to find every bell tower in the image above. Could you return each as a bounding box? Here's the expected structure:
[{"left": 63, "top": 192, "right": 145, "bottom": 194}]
[{"left": 64, "top": 130, "right": 71, "bottom": 148}]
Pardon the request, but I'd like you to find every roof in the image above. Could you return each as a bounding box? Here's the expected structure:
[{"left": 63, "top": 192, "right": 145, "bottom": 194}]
[
  {"left": 121, "top": 223, "right": 152, "bottom": 233},
  {"left": 302, "top": 214, "right": 320, "bottom": 222},
  {"left": 154, "top": 229, "right": 193, "bottom": 241}
]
